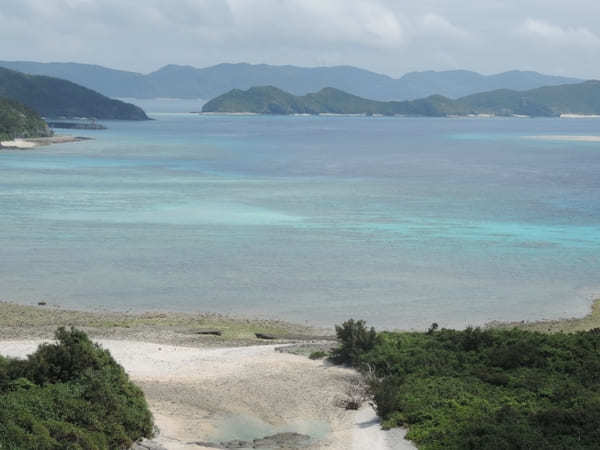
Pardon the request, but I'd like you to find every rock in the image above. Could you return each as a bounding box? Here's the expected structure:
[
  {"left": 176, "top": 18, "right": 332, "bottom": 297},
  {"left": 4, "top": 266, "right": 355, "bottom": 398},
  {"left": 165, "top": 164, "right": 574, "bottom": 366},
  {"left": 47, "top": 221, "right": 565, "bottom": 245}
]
[
  {"left": 253, "top": 432, "right": 312, "bottom": 448},
  {"left": 196, "top": 329, "right": 223, "bottom": 336},
  {"left": 188, "top": 432, "right": 312, "bottom": 449},
  {"left": 221, "top": 440, "right": 252, "bottom": 448},
  {"left": 255, "top": 333, "right": 277, "bottom": 340},
  {"left": 188, "top": 442, "right": 224, "bottom": 449},
  {"left": 130, "top": 440, "right": 168, "bottom": 450}
]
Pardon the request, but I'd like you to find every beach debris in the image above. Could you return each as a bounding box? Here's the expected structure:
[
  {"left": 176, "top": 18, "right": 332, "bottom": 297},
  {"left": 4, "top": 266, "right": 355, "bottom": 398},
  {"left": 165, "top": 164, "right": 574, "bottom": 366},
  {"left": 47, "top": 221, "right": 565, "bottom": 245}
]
[{"left": 335, "top": 374, "right": 372, "bottom": 410}]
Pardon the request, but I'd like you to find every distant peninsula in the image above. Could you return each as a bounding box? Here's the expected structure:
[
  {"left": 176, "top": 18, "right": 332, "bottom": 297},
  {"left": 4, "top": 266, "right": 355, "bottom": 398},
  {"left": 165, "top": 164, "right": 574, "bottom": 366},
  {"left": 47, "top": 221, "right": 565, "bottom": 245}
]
[
  {"left": 0, "top": 97, "right": 52, "bottom": 142},
  {"left": 202, "top": 81, "right": 600, "bottom": 117},
  {"left": 0, "top": 67, "right": 148, "bottom": 121}
]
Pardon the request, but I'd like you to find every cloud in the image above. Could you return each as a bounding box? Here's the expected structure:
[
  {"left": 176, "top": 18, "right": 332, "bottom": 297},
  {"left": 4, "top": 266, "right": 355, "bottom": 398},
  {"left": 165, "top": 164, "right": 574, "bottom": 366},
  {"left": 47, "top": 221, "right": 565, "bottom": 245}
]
[
  {"left": 0, "top": 0, "right": 599, "bottom": 78},
  {"left": 418, "top": 14, "right": 470, "bottom": 40},
  {"left": 520, "top": 19, "right": 600, "bottom": 48},
  {"left": 225, "top": 0, "right": 405, "bottom": 48}
]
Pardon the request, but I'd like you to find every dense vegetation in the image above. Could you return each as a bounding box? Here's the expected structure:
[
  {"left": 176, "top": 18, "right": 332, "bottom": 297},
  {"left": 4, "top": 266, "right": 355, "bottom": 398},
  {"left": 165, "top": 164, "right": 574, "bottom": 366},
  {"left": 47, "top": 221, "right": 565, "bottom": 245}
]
[
  {"left": 0, "top": 61, "right": 580, "bottom": 101},
  {"left": 0, "top": 97, "right": 52, "bottom": 141},
  {"left": 0, "top": 328, "right": 153, "bottom": 449},
  {"left": 333, "top": 320, "right": 600, "bottom": 449},
  {"left": 202, "top": 81, "right": 600, "bottom": 117},
  {"left": 0, "top": 67, "right": 148, "bottom": 120}
]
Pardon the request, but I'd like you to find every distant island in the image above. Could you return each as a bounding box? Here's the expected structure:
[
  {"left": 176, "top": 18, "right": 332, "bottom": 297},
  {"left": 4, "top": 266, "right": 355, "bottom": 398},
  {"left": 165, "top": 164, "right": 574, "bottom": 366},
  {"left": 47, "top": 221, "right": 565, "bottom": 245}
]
[
  {"left": 0, "top": 97, "right": 52, "bottom": 142},
  {"left": 0, "top": 60, "right": 581, "bottom": 102},
  {"left": 0, "top": 67, "right": 149, "bottom": 121},
  {"left": 202, "top": 81, "right": 600, "bottom": 117}
]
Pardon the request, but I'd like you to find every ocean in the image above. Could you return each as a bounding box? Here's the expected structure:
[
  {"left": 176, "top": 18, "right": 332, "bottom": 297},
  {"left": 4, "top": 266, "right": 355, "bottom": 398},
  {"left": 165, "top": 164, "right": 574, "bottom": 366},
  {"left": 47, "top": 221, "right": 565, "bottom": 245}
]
[{"left": 1, "top": 114, "right": 599, "bottom": 330}]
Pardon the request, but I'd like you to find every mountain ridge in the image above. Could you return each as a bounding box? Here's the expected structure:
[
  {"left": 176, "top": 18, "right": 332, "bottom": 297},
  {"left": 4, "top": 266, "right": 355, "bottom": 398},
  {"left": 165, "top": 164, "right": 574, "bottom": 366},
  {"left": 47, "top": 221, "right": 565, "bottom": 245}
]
[
  {"left": 0, "top": 61, "right": 581, "bottom": 102},
  {"left": 201, "top": 81, "right": 600, "bottom": 117},
  {"left": 0, "top": 67, "right": 149, "bottom": 120}
]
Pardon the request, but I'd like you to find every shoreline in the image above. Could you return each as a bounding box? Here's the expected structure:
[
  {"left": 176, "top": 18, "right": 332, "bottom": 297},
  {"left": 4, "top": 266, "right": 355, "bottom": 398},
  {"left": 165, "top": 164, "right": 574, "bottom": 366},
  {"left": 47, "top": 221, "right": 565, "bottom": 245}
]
[
  {"left": 0, "top": 135, "right": 91, "bottom": 149},
  {"left": 1, "top": 300, "right": 598, "bottom": 449},
  {"left": 1, "top": 297, "right": 599, "bottom": 343},
  {"left": 0, "top": 301, "right": 331, "bottom": 345},
  {"left": 0, "top": 303, "right": 413, "bottom": 450}
]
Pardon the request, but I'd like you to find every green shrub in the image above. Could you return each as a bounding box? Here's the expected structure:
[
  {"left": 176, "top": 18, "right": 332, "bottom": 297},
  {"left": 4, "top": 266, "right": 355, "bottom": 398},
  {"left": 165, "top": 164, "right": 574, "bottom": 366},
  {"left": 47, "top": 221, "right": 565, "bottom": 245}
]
[
  {"left": 309, "top": 351, "right": 328, "bottom": 360},
  {"left": 332, "top": 320, "right": 600, "bottom": 449},
  {"left": 330, "top": 319, "right": 377, "bottom": 366},
  {"left": 0, "top": 327, "right": 153, "bottom": 449}
]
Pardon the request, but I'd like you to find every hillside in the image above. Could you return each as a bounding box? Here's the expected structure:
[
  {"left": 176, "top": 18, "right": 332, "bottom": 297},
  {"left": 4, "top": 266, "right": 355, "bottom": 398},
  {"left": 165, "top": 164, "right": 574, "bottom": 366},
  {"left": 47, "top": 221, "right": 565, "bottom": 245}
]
[
  {"left": 0, "top": 61, "right": 580, "bottom": 101},
  {"left": 0, "top": 67, "right": 149, "bottom": 120},
  {"left": 459, "top": 80, "right": 600, "bottom": 116},
  {"left": 202, "top": 81, "right": 600, "bottom": 117},
  {"left": 0, "top": 97, "right": 52, "bottom": 141}
]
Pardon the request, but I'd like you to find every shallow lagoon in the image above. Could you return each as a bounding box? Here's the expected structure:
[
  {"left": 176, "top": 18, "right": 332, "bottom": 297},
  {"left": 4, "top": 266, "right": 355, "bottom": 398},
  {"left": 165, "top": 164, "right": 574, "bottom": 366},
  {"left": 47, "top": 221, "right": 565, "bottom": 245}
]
[{"left": 1, "top": 114, "right": 599, "bottom": 329}]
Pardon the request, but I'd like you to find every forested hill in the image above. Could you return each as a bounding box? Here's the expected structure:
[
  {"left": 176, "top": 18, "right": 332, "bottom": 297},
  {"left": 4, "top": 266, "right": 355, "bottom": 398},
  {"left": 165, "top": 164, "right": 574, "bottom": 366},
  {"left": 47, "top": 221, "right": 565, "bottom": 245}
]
[
  {"left": 0, "top": 67, "right": 149, "bottom": 120},
  {"left": 202, "top": 81, "right": 600, "bottom": 117},
  {"left": 0, "top": 61, "right": 581, "bottom": 101},
  {"left": 0, "top": 97, "right": 52, "bottom": 141}
]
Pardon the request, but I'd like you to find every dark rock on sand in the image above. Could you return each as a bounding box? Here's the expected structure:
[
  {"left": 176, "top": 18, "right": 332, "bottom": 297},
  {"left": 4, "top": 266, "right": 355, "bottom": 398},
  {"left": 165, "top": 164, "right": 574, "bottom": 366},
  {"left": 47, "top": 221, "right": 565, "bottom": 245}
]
[
  {"left": 252, "top": 432, "right": 311, "bottom": 448},
  {"left": 196, "top": 329, "right": 223, "bottom": 336},
  {"left": 131, "top": 440, "right": 168, "bottom": 450},
  {"left": 190, "top": 432, "right": 312, "bottom": 449},
  {"left": 255, "top": 333, "right": 277, "bottom": 340}
]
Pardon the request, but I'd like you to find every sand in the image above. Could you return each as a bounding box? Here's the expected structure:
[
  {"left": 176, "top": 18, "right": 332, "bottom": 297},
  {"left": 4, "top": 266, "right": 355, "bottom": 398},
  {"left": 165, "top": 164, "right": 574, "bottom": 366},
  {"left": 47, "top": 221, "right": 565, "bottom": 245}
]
[
  {"left": 0, "top": 135, "right": 89, "bottom": 149},
  {"left": 0, "top": 339, "right": 415, "bottom": 450},
  {"left": 560, "top": 114, "right": 600, "bottom": 119}
]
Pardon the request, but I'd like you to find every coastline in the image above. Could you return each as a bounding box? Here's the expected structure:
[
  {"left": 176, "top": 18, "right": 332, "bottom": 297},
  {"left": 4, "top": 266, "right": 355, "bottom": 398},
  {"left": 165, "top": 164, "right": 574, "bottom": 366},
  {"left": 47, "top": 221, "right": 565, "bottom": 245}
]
[
  {"left": 0, "top": 135, "right": 91, "bottom": 149},
  {"left": 488, "top": 298, "right": 600, "bottom": 333},
  {"left": 2, "top": 299, "right": 599, "bottom": 449},
  {"left": 0, "top": 302, "right": 413, "bottom": 450}
]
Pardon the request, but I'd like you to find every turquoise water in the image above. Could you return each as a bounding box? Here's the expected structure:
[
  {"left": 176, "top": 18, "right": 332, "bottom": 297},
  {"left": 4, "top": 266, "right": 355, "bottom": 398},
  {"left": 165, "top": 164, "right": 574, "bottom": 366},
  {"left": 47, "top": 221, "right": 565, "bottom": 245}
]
[{"left": 1, "top": 114, "right": 599, "bottom": 329}]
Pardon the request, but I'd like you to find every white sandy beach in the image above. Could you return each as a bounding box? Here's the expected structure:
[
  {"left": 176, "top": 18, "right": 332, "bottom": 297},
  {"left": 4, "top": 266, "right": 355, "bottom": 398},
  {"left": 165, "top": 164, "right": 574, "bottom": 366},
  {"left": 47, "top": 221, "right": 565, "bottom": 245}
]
[
  {"left": 0, "top": 138, "right": 39, "bottom": 148},
  {"left": 0, "top": 135, "right": 88, "bottom": 149},
  {"left": 0, "top": 339, "right": 415, "bottom": 450}
]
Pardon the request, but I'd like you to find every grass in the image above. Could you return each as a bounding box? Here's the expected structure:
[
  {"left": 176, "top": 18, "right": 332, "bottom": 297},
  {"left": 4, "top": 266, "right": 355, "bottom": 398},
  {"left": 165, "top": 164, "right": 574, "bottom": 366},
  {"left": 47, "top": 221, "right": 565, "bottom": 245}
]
[
  {"left": 0, "top": 302, "right": 328, "bottom": 346},
  {"left": 489, "top": 298, "right": 600, "bottom": 333}
]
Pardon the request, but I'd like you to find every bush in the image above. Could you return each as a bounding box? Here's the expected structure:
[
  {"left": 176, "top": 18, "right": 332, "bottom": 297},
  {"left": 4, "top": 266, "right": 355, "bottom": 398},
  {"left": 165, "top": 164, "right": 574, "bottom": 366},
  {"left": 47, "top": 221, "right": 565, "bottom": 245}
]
[
  {"left": 0, "top": 327, "right": 153, "bottom": 449},
  {"left": 330, "top": 319, "right": 377, "bottom": 366},
  {"left": 309, "top": 351, "right": 328, "bottom": 360},
  {"left": 332, "top": 320, "right": 600, "bottom": 449}
]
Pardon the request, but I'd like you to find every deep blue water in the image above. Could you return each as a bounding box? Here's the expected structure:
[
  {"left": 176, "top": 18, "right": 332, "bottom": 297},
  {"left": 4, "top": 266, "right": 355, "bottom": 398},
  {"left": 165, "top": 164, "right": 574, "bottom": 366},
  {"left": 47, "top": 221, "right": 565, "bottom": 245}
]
[{"left": 1, "top": 114, "right": 599, "bottom": 329}]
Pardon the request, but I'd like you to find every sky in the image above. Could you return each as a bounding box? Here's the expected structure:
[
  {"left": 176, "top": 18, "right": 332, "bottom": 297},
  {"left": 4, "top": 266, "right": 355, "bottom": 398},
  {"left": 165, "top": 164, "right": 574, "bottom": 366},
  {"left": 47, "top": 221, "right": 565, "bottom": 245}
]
[{"left": 1, "top": 0, "right": 599, "bottom": 78}]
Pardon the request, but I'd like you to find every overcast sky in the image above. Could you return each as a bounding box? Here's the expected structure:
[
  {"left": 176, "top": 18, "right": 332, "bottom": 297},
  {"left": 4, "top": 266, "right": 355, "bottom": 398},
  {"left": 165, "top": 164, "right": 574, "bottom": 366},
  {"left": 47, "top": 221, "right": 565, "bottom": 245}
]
[{"left": 1, "top": 0, "right": 599, "bottom": 78}]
